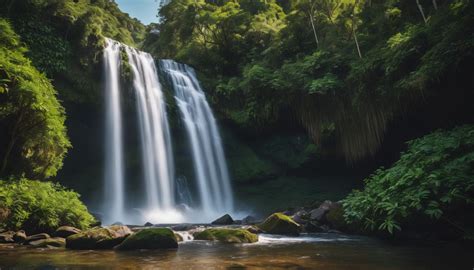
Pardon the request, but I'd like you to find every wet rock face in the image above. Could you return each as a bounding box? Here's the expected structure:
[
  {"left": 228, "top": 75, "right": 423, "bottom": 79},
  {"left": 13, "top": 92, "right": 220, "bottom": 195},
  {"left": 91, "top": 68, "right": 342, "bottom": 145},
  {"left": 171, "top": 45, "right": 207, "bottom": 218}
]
[
  {"left": 242, "top": 215, "right": 260, "bottom": 225},
  {"left": 258, "top": 213, "right": 301, "bottom": 236},
  {"left": 194, "top": 228, "right": 258, "bottom": 243},
  {"left": 24, "top": 233, "right": 50, "bottom": 245},
  {"left": 66, "top": 226, "right": 132, "bottom": 250},
  {"left": 29, "top": 237, "right": 66, "bottom": 248},
  {"left": 309, "top": 200, "right": 337, "bottom": 222},
  {"left": 171, "top": 224, "right": 197, "bottom": 231},
  {"left": 292, "top": 210, "right": 309, "bottom": 224},
  {"left": 0, "top": 231, "right": 15, "bottom": 243},
  {"left": 13, "top": 230, "right": 27, "bottom": 243},
  {"left": 53, "top": 226, "right": 81, "bottom": 238},
  {"left": 211, "top": 214, "right": 234, "bottom": 225},
  {"left": 115, "top": 228, "right": 178, "bottom": 250}
]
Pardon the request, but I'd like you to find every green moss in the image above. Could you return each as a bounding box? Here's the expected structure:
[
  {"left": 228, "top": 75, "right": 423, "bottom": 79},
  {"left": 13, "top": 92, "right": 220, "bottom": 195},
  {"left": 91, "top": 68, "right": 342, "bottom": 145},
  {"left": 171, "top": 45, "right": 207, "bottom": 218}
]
[
  {"left": 116, "top": 228, "right": 178, "bottom": 250},
  {"left": 194, "top": 228, "right": 258, "bottom": 243},
  {"left": 225, "top": 133, "right": 278, "bottom": 184},
  {"left": 258, "top": 213, "right": 300, "bottom": 236},
  {"left": 66, "top": 227, "right": 116, "bottom": 250},
  {"left": 30, "top": 237, "right": 66, "bottom": 248}
]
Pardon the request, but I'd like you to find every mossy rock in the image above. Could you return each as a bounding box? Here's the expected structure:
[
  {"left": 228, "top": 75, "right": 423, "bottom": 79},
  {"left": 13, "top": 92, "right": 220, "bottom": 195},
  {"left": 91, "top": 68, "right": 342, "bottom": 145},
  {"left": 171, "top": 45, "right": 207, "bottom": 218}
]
[
  {"left": 66, "top": 226, "right": 131, "bottom": 250},
  {"left": 29, "top": 237, "right": 66, "bottom": 248},
  {"left": 116, "top": 228, "right": 178, "bottom": 250},
  {"left": 174, "top": 233, "right": 183, "bottom": 242},
  {"left": 54, "top": 226, "right": 81, "bottom": 238},
  {"left": 258, "top": 213, "right": 301, "bottom": 236},
  {"left": 325, "top": 203, "right": 347, "bottom": 231},
  {"left": 194, "top": 228, "right": 258, "bottom": 243}
]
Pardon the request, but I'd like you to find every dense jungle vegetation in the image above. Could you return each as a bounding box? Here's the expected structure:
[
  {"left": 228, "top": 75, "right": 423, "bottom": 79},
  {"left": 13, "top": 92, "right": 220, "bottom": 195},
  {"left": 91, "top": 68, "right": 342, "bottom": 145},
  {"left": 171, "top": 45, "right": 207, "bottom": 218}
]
[
  {"left": 0, "top": 0, "right": 473, "bottom": 240},
  {"left": 145, "top": 0, "right": 474, "bottom": 237},
  {"left": 0, "top": 0, "right": 145, "bottom": 232}
]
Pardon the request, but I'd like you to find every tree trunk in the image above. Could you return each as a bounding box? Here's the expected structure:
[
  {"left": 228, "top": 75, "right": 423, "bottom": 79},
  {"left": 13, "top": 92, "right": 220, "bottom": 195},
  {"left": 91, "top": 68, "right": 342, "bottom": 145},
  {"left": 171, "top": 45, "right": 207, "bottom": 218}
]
[
  {"left": 309, "top": 13, "right": 319, "bottom": 47},
  {"left": 416, "top": 0, "right": 428, "bottom": 24},
  {"left": 432, "top": 0, "right": 438, "bottom": 10},
  {"left": 353, "top": 28, "right": 362, "bottom": 58}
]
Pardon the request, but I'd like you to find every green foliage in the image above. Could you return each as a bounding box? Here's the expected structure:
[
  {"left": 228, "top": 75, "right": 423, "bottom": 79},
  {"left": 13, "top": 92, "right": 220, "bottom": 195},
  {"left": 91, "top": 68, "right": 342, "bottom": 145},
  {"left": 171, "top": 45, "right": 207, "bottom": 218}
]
[
  {"left": 0, "top": 19, "right": 70, "bottom": 178},
  {"left": 12, "top": 19, "right": 71, "bottom": 76},
  {"left": 148, "top": 0, "right": 474, "bottom": 162},
  {"left": 0, "top": 178, "right": 95, "bottom": 232},
  {"left": 343, "top": 125, "right": 474, "bottom": 235},
  {"left": 225, "top": 136, "right": 278, "bottom": 184},
  {"left": 1, "top": 0, "right": 146, "bottom": 104}
]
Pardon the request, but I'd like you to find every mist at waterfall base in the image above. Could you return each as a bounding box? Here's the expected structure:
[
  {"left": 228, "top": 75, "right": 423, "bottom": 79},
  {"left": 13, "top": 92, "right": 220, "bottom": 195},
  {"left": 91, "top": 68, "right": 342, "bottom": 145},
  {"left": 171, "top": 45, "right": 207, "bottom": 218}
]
[{"left": 101, "top": 39, "right": 244, "bottom": 225}]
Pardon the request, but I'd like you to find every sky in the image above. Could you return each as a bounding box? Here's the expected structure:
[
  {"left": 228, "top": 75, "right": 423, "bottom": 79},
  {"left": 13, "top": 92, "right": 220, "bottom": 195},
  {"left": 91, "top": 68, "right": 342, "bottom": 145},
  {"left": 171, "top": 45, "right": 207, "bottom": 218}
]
[{"left": 116, "top": 0, "right": 163, "bottom": 25}]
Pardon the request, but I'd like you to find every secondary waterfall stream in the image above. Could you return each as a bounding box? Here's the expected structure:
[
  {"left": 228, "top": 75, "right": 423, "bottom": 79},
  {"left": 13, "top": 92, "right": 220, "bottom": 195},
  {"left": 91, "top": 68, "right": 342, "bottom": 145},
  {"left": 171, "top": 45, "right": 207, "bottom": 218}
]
[
  {"left": 102, "top": 39, "right": 234, "bottom": 224},
  {"left": 160, "top": 60, "right": 234, "bottom": 214}
]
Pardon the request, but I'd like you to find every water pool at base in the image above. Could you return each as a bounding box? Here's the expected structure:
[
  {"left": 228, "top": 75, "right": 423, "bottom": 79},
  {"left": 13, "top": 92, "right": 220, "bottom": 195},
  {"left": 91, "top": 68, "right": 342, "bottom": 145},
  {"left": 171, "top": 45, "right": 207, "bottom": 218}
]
[{"left": 0, "top": 233, "right": 471, "bottom": 269}]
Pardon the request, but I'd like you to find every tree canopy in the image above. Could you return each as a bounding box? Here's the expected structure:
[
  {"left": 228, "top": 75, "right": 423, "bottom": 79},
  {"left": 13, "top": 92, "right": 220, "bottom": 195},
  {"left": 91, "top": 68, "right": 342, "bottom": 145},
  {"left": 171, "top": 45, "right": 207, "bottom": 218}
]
[{"left": 145, "top": 0, "right": 474, "bottom": 162}]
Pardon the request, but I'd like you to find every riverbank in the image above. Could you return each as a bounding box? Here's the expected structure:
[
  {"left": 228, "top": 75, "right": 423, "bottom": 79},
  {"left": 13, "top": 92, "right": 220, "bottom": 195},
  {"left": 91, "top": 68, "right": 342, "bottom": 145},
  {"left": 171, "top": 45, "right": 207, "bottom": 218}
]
[{"left": 0, "top": 232, "right": 471, "bottom": 269}]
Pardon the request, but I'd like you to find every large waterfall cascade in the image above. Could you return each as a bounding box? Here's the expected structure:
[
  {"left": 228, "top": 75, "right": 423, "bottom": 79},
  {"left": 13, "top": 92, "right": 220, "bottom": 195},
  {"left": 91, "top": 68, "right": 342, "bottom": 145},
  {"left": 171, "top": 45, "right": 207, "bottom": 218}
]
[
  {"left": 103, "top": 39, "right": 125, "bottom": 223},
  {"left": 160, "top": 60, "right": 234, "bottom": 214},
  {"left": 102, "top": 39, "right": 235, "bottom": 224}
]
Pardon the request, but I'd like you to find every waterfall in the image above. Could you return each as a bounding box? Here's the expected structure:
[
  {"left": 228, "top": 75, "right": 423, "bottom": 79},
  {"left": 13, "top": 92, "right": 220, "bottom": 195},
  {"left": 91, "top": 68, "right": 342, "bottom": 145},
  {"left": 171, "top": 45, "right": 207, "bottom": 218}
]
[
  {"left": 102, "top": 39, "right": 235, "bottom": 224},
  {"left": 125, "top": 47, "right": 175, "bottom": 211},
  {"left": 103, "top": 38, "right": 125, "bottom": 223},
  {"left": 160, "top": 59, "right": 234, "bottom": 215}
]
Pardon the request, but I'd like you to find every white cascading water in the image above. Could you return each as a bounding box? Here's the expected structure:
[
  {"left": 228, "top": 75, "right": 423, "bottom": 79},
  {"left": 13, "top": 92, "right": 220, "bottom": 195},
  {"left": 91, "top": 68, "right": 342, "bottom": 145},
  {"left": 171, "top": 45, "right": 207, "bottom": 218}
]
[
  {"left": 103, "top": 38, "right": 125, "bottom": 224},
  {"left": 124, "top": 47, "right": 181, "bottom": 223},
  {"left": 160, "top": 59, "right": 234, "bottom": 215},
  {"left": 102, "top": 39, "right": 235, "bottom": 224}
]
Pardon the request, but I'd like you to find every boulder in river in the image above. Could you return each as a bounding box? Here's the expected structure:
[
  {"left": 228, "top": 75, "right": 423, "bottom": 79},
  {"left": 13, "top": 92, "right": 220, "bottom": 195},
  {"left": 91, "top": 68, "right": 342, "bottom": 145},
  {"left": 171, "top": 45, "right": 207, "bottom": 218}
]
[
  {"left": 0, "top": 231, "right": 15, "bottom": 243},
  {"left": 325, "top": 202, "right": 347, "bottom": 231},
  {"left": 53, "top": 226, "right": 81, "bottom": 238},
  {"left": 258, "top": 213, "right": 301, "bottom": 236},
  {"left": 304, "top": 221, "right": 325, "bottom": 233},
  {"left": 211, "top": 214, "right": 234, "bottom": 225},
  {"left": 242, "top": 215, "right": 259, "bottom": 225},
  {"left": 245, "top": 226, "right": 263, "bottom": 234},
  {"left": 66, "top": 225, "right": 132, "bottom": 250},
  {"left": 309, "top": 200, "right": 334, "bottom": 221},
  {"left": 291, "top": 210, "right": 309, "bottom": 225},
  {"left": 115, "top": 228, "right": 178, "bottom": 250},
  {"left": 13, "top": 230, "right": 27, "bottom": 243},
  {"left": 194, "top": 228, "right": 258, "bottom": 243},
  {"left": 29, "top": 237, "right": 66, "bottom": 248},
  {"left": 24, "top": 233, "right": 50, "bottom": 245},
  {"left": 171, "top": 224, "right": 197, "bottom": 231},
  {"left": 174, "top": 233, "right": 183, "bottom": 242}
]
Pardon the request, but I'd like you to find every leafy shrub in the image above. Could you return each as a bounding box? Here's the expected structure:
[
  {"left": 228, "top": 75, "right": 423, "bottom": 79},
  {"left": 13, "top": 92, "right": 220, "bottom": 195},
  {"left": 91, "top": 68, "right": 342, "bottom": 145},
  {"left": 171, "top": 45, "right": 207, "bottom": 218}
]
[
  {"left": 0, "top": 178, "right": 95, "bottom": 233},
  {"left": 0, "top": 18, "right": 71, "bottom": 179},
  {"left": 343, "top": 125, "right": 474, "bottom": 235}
]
